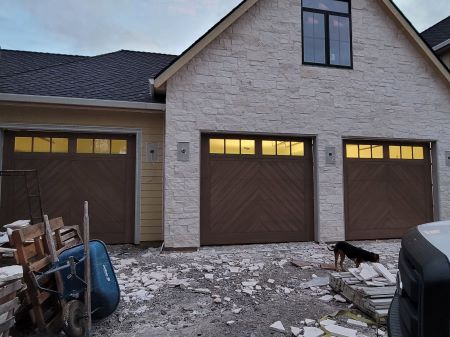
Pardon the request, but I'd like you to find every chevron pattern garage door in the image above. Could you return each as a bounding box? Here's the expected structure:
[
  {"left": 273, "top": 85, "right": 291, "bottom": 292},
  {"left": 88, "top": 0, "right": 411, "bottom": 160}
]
[
  {"left": 1, "top": 131, "right": 135, "bottom": 244},
  {"left": 344, "top": 141, "right": 433, "bottom": 240},
  {"left": 201, "top": 135, "right": 314, "bottom": 245}
]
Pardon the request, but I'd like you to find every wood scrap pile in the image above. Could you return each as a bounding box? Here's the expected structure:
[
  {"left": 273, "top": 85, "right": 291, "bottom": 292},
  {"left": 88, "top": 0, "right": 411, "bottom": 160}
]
[
  {"left": 0, "top": 265, "right": 25, "bottom": 337},
  {"left": 329, "top": 263, "right": 397, "bottom": 324}
]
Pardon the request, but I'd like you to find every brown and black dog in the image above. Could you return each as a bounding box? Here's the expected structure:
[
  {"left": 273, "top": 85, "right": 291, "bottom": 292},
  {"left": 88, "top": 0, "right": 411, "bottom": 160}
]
[{"left": 327, "top": 241, "right": 379, "bottom": 271}]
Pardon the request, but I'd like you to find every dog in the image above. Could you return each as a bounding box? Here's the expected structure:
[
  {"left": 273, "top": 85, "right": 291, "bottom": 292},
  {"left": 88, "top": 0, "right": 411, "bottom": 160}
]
[{"left": 327, "top": 241, "right": 379, "bottom": 271}]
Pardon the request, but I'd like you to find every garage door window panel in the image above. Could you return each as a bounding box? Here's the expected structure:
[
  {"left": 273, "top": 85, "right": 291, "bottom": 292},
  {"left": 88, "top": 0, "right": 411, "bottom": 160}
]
[
  {"left": 33, "top": 137, "right": 51, "bottom": 153},
  {"left": 51, "top": 138, "right": 69, "bottom": 153},
  {"left": 241, "top": 140, "right": 255, "bottom": 155},
  {"left": 77, "top": 139, "right": 94, "bottom": 153},
  {"left": 94, "top": 139, "right": 111, "bottom": 154},
  {"left": 345, "top": 144, "right": 384, "bottom": 159},
  {"left": 225, "top": 139, "right": 240, "bottom": 155},
  {"left": 14, "top": 137, "right": 33, "bottom": 153},
  {"left": 111, "top": 140, "right": 127, "bottom": 155}
]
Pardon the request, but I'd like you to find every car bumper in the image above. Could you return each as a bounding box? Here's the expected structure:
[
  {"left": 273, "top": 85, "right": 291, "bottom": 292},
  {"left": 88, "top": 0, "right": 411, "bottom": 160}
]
[{"left": 388, "top": 291, "right": 404, "bottom": 337}]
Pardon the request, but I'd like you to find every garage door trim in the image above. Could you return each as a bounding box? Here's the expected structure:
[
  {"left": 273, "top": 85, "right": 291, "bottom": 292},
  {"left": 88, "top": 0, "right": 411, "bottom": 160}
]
[{"left": 0, "top": 122, "right": 143, "bottom": 244}]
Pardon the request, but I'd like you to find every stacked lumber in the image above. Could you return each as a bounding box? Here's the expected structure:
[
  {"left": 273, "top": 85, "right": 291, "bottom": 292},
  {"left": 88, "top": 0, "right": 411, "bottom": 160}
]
[
  {"left": 9, "top": 217, "right": 82, "bottom": 334},
  {"left": 329, "top": 265, "right": 398, "bottom": 324},
  {"left": 0, "top": 266, "right": 24, "bottom": 337}
]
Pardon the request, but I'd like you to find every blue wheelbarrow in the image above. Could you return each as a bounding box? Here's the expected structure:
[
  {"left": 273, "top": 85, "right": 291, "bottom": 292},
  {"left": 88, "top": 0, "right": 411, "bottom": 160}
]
[
  {"left": 32, "top": 240, "right": 120, "bottom": 337},
  {"left": 31, "top": 203, "right": 119, "bottom": 337}
]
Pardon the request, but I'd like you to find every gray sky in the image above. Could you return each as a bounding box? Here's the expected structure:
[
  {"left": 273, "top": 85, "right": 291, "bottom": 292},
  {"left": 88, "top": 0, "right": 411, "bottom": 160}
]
[{"left": 0, "top": 0, "right": 449, "bottom": 56}]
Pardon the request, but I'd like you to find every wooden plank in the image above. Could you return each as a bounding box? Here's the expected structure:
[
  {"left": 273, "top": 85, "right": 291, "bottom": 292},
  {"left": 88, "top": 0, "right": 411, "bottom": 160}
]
[
  {"left": 0, "top": 280, "right": 22, "bottom": 299},
  {"left": 0, "top": 297, "right": 19, "bottom": 316}
]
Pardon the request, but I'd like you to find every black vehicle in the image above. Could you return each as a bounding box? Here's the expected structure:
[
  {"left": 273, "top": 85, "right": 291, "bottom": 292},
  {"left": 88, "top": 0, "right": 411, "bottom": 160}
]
[{"left": 388, "top": 221, "right": 450, "bottom": 337}]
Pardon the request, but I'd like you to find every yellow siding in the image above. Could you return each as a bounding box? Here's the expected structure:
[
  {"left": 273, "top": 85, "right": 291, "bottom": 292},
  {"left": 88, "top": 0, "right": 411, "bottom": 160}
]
[{"left": 0, "top": 102, "right": 164, "bottom": 242}]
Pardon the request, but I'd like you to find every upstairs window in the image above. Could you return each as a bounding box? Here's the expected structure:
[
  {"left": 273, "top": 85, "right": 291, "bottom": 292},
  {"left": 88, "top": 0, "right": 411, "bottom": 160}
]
[{"left": 302, "top": 0, "right": 352, "bottom": 68}]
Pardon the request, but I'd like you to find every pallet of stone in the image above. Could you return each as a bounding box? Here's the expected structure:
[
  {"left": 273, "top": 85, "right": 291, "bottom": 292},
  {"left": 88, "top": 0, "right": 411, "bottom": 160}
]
[
  {"left": 330, "top": 271, "right": 396, "bottom": 324},
  {"left": 0, "top": 275, "right": 24, "bottom": 337}
]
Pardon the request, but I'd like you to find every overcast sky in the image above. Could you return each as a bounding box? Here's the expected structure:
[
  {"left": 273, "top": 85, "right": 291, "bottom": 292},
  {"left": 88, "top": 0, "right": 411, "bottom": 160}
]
[{"left": 0, "top": 0, "right": 449, "bottom": 56}]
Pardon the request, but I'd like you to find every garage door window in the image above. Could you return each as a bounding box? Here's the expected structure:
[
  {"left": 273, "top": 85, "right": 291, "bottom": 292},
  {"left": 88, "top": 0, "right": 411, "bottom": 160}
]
[
  {"left": 209, "top": 138, "right": 255, "bottom": 155},
  {"left": 389, "top": 145, "right": 424, "bottom": 160},
  {"left": 14, "top": 136, "right": 69, "bottom": 153},
  {"left": 263, "top": 140, "right": 305, "bottom": 157},
  {"left": 76, "top": 138, "right": 127, "bottom": 155},
  {"left": 345, "top": 144, "right": 383, "bottom": 159}
]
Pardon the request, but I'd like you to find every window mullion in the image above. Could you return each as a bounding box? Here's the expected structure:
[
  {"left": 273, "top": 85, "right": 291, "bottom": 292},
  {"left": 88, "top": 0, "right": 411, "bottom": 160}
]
[{"left": 325, "top": 13, "right": 330, "bottom": 65}]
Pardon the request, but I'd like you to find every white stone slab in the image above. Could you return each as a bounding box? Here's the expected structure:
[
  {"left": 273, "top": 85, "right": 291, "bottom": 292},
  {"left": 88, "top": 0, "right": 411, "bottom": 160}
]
[
  {"left": 347, "top": 318, "right": 368, "bottom": 327},
  {"left": 323, "top": 324, "right": 357, "bottom": 337},
  {"left": 303, "top": 327, "right": 324, "bottom": 337},
  {"left": 269, "top": 321, "right": 285, "bottom": 333},
  {"left": 291, "top": 326, "right": 301, "bottom": 336}
]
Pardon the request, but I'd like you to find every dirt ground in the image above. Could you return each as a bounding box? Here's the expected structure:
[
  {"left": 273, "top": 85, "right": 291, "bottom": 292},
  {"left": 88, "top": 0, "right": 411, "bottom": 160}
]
[{"left": 89, "top": 240, "right": 400, "bottom": 337}]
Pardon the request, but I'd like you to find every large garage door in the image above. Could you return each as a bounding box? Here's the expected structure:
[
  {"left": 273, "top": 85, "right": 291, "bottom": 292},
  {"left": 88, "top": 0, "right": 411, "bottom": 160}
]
[
  {"left": 1, "top": 131, "right": 135, "bottom": 244},
  {"left": 201, "top": 134, "right": 314, "bottom": 245},
  {"left": 344, "top": 141, "right": 433, "bottom": 240}
]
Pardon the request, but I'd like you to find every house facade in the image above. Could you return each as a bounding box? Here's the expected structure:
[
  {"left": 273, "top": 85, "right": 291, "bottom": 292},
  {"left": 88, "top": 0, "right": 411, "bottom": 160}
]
[{"left": 1, "top": 0, "right": 449, "bottom": 248}]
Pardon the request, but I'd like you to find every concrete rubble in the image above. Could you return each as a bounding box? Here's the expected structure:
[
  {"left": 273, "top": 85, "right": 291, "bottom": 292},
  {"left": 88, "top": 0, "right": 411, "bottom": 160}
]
[
  {"left": 92, "top": 240, "right": 400, "bottom": 337},
  {"left": 269, "top": 320, "right": 285, "bottom": 333}
]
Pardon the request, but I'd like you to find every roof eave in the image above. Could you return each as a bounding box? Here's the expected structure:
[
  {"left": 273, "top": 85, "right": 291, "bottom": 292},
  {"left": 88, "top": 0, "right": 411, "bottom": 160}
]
[{"left": 0, "top": 93, "right": 166, "bottom": 111}]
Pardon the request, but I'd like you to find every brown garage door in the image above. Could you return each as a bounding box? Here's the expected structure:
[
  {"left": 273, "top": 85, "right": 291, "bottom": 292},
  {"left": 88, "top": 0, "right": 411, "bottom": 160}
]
[
  {"left": 201, "top": 134, "right": 314, "bottom": 245},
  {"left": 1, "top": 131, "right": 135, "bottom": 244},
  {"left": 344, "top": 141, "right": 433, "bottom": 240}
]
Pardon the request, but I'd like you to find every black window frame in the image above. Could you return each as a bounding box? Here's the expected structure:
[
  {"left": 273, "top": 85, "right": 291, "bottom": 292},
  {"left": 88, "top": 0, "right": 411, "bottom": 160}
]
[{"left": 301, "top": 0, "right": 353, "bottom": 69}]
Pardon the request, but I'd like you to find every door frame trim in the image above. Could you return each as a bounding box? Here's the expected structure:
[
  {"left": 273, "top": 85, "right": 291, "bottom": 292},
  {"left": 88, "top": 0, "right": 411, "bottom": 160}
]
[{"left": 0, "top": 122, "right": 142, "bottom": 244}]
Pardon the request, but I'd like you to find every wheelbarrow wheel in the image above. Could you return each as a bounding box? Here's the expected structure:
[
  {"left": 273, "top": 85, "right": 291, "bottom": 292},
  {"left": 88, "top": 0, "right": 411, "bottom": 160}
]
[{"left": 63, "top": 300, "right": 87, "bottom": 337}]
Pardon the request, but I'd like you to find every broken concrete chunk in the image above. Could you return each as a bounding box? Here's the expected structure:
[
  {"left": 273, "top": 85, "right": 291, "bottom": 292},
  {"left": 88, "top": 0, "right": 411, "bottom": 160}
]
[
  {"left": 204, "top": 273, "right": 214, "bottom": 280},
  {"left": 304, "top": 319, "right": 316, "bottom": 326},
  {"left": 319, "top": 319, "right": 336, "bottom": 326},
  {"left": 241, "top": 280, "right": 258, "bottom": 287},
  {"left": 229, "top": 267, "right": 240, "bottom": 273},
  {"left": 291, "top": 326, "right": 302, "bottom": 336},
  {"left": 232, "top": 308, "right": 242, "bottom": 314},
  {"left": 358, "top": 263, "right": 379, "bottom": 280},
  {"left": 242, "top": 289, "right": 253, "bottom": 296},
  {"left": 226, "top": 320, "right": 235, "bottom": 325},
  {"left": 224, "top": 297, "right": 231, "bottom": 302},
  {"left": 149, "top": 272, "right": 165, "bottom": 281},
  {"left": 323, "top": 324, "right": 357, "bottom": 337},
  {"left": 319, "top": 294, "right": 333, "bottom": 302},
  {"left": 193, "top": 288, "right": 211, "bottom": 294},
  {"left": 267, "top": 279, "right": 275, "bottom": 284},
  {"left": 300, "top": 276, "right": 329, "bottom": 289},
  {"left": 372, "top": 263, "right": 396, "bottom": 284},
  {"left": 346, "top": 318, "right": 368, "bottom": 327},
  {"left": 303, "top": 327, "right": 324, "bottom": 337},
  {"left": 269, "top": 321, "right": 285, "bottom": 333},
  {"left": 334, "top": 294, "right": 347, "bottom": 303},
  {"left": 213, "top": 297, "right": 222, "bottom": 303}
]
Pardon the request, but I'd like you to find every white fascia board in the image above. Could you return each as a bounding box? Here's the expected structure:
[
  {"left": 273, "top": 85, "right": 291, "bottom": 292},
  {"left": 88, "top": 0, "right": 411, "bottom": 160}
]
[{"left": 0, "top": 93, "right": 166, "bottom": 111}]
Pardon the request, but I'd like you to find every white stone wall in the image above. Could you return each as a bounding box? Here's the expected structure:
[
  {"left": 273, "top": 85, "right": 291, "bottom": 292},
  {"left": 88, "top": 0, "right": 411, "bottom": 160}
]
[{"left": 164, "top": 0, "right": 450, "bottom": 247}]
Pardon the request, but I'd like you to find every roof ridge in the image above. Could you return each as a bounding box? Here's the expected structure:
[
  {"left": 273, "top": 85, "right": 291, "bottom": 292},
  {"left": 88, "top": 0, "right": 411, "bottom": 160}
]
[
  {"left": 118, "top": 49, "right": 177, "bottom": 57},
  {"left": 0, "top": 48, "right": 87, "bottom": 58}
]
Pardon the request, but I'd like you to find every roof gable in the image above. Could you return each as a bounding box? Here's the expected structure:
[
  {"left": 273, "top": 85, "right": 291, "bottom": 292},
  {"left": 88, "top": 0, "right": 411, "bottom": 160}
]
[{"left": 155, "top": 0, "right": 449, "bottom": 87}]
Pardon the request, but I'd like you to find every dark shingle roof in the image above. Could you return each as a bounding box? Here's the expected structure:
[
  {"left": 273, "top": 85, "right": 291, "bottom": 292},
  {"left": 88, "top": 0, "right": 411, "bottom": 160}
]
[
  {"left": 0, "top": 50, "right": 176, "bottom": 103},
  {"left": 421, "top": 16, "right": 450, "bottom": 49},
  {"left": 0, "top": 49, "right": 88, "bottom": 77}
]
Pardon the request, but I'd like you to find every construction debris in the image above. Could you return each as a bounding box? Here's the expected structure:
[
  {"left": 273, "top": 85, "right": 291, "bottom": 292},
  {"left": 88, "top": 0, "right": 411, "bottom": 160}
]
[
  {"left": 291, "top": 326, "right": 302, "bottom": 336},
  {"left": 269, "top": 320, "right": 286, "bottom": 333},
  {"left": 323, "top": 324, "right": 357, "bottom": 337},
  {"left": 347, "top": 318, "right": 368, "bottom": 327},
  {"left": 303, "top": 326, "right": 325, "bottom": 337},
  {"left": 330, "top": 266, "right": 397, "bottom": 323},
  {"left": 300, "top": 276, "right": 329, "bottom": 289}
]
